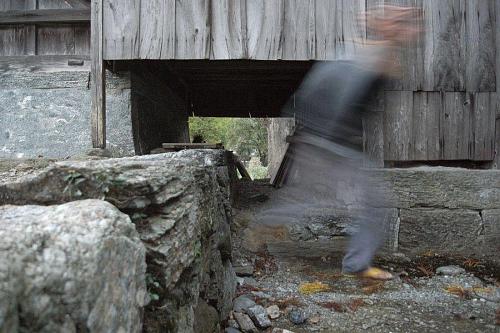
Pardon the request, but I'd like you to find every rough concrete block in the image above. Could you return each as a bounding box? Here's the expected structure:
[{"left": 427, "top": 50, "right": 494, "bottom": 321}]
[{"left": 398, "top": 208, "right": 484, "bottom": 255}]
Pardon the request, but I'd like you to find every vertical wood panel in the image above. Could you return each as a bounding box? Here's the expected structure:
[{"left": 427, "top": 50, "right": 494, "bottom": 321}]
[
  {"left": 315, "top": 0, "right": 340, "bottom": 60},
  {"left": 175, "top": 0, "right": 210, "bottom": 59},
  {"left": 91, "top": 0, "right": 106, "bottom": 148},
  {"left": 210, "top": 0, "right": 245, "bottom": 59},
  {"left": 0, "top": 0, "right": 35, "bottom": 56},
  {"left": 283, "top": 0, "right": 315, "bottom": 60},
  {"left": 37, "top": 24, "right": 76, "bottom": 55},
  {"left": 384, "top": 91, "right": 413, "bottom": 161},
  {"left": 411, "top": 92, "right": 440, "bottom": 160},
  {"left": 103, "top": 0, "right": 140, "bottom": 59},
  {"left": 337, "top": 0, "right": 366, "bottom": 58},
  {"left": 363, "top": 111, "right": 385, "bottom": 167},
  {"left": 139, "top": 0, "right": 175, "bottom": 59},
  {"left": 466, "top": 0, "right": 496, "bottom": 92},
  {"left": 470, "top": 93, "right": 496, "bottom": 160},
  {"left": 440, "top": 92, "right": 469, "bottom": 159},
  {"left": 246, "top": 0, "right": 284, "bottom": 60},
  {"left": 422, "top": 0, "right": 466, "bottom": 91}
]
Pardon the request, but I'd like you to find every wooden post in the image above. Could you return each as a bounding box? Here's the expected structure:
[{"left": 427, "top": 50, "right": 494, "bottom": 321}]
[{"left": 91, "top": 0, "right": 106, "bottom": 148}]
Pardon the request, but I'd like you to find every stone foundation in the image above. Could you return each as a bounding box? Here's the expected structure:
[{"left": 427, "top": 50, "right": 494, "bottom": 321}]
[
  {"left": 0, "top": 150, "right": 236, "bottom": 332},
  {"left": 267, "top": 167, "right": 500, "bottom": 263}
]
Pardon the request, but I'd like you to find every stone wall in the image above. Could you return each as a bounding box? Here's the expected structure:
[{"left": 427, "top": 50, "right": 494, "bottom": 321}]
[
  {"left": 0, "top": 61, "right": 191, "bottom": 159},
  {"left": 0, "top": 150, "right": 236, "bottom": 332},
  {"left": 0, "top": 68, "right": 135, "bottom": 158},
  {"left": 266, "top": 167, "right": 500, "bottom": 263}
]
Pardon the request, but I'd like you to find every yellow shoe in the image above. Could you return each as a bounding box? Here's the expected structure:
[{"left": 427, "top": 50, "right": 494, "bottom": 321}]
[
  {"left": 343, "top": 267, "right": 394, "bottom": 280},
  {"left": 358, "top": 267, "right": 394, "bottom": 280}
]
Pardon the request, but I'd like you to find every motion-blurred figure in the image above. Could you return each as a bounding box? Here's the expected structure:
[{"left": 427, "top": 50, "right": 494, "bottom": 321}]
[{"left": 260, "top": 6, "right": 422, "bottom": 280}]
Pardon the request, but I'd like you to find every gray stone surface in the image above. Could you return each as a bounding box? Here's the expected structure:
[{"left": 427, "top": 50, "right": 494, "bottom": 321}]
[
  {"left": 246, "top": 305, "right": 271, "bottom": 329},
  {"left": 233, "top": 312, "right": 258, "bottom": 333},
  {"left": 398, "top": 208, "right": 486, "bottom": 256},
  {"left": 233, "top": 296, "right": 257, "bottom": 313},
  {"left": 370, "top": 167, "right": 500, "bottom": 210},
  {"left": 0, "top": 150, "right": 236, "bottom": 332},
  {"left": 0, "top": 70, "right": 134, "bottom": 159},
  {"left": 193, "top": 300, "right": 220, "bottom": 333},
  {"left": 267, "top": 305, "right": 281, "bottom": 319},
  {"left": 436, "top": 265, "right": 466, "bottom": 276},
  {"left": 0, "top": 200, "right": 147, "bottom": 333}
]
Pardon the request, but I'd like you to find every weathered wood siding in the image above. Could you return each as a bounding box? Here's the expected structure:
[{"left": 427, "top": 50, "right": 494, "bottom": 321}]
[
  {"left": 0, "top": 0, "right": 90, "bottom": 57},
  {"left": 102, "top": 0, "right": 366, "bottom": 61}
]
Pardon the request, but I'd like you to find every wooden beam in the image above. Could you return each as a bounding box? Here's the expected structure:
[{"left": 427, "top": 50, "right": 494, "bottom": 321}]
[
  {"left": 0, "top": 55, "right": 90, "bottom": 74},
  {"left": 0, "top": 9, "right": 90, "bottom": 25},
  {"left": 91, "top": 0, "right": 106, "bottom": 148}
]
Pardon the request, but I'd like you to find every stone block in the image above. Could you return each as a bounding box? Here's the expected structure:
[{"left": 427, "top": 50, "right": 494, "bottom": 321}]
[
  {"left": 398, "top": 208, "right": 484, "bottom": 255},
  {"left": 0, "top": 200, "right": 147, "bottom": 333}
]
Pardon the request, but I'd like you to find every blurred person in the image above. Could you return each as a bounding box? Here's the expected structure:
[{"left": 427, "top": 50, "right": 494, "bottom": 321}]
[{"left": 258, "top": 6, "right": 422, "bottom": 280}]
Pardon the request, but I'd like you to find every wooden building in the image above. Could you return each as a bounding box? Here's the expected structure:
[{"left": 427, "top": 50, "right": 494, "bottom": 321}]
[{"left": 0, "top": 0, "right": 498, "bottom": 167}]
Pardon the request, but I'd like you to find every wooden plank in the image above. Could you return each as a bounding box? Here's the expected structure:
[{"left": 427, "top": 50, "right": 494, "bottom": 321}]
[
  {"left": 74, "top": 24, "right": 90, "bottom": 55},
  {"left": 384, "top": 91, "right": 413, "bottom": 161},
  {"left": 210, "top": 0, "right": 246, "bottom": 59},
  {"left": 0, "top": 0, "right": 35, "bottom": 56},
  {"left": 466, "top": 0, "right": 496, "bottom": 92},
  {"left": 337, "top": 0, "right": 366, "bottom": 58},
  {"left": 91, "top": 0, "right": 106, "bottom": 148},
  {"left": 0, "top": 0, "right": 36, "bottom": 11},
  {"left": 246, "top": 0, "right": 284, "bottom": 60},
  {"left": 162, "top": 143, "right": 223, "bottom": 149},
  {"left": 138, "top": 0, "right": 175, "bottom": 59},
  {"left": 440, "top": 92, "right": 469, "bottom": 160},
  {"left": 362, "top": 111, "right": 385, "bottom": 167},
  {"left": 0, "top": 9, "right": 90, "bottom": 25},
  {"left": 37, "top": 24, "right": 76, "bottom": 55},
  {"left": 381, "top": 0, "right": 423, "bottom": 91},
  {"left": 314, "top": 0, "right": 340, "bottom": 60},
  {"left": 102, "top": 0, "right": 139, "bottom": 59},
  {"left": 38, "top": 0, "right": 90, "bottom": 9},
  {"left": 421, "top": 0, "right": 466, "bottom": 91},
  {"left": 282, "top": 0, "right": 315, "bottom": 60},
  {"left": 175, "top": 0, "right": 210, "bottom": 59},
  {"left": 469, "top": 93, "right": 496, "bottom": 160},
  {"left": 411, "top": 92, "right": 441, "bottom": 160},
  {"left": 0, "top": 55, "right": 90, "bottom": 73}
]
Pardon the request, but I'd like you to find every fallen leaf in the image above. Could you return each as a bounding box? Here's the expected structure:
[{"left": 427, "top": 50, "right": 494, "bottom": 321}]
[
  {"left": 276, "top": 297, "right": 304, "bottom": 309},
  {"left": 347, "top": 298, "right": 366, "bottom": 312},
  {"left": 495, "top": 308, "right": 500, "bottom": 326},
  {"left": 417, "top": 265, "right": 433, "bottom": 277},
  {"left": 298, "top": 282, "right": 331, "bottom": 295},
  {"left": 316, "top": 301, "right": 346, "bottom": 312},
  {"left": 444, "top": 285, "right": 472, "bottom": 299},
  {"left": 463, "top": 258, "right": 480, "bottom": 268},
  {"left": 361, "top": 281, "right": 385, "bottom": 295}
]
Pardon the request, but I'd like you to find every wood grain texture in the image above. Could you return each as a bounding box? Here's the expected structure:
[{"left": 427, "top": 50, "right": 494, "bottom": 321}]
[
  {"left": 469, "top": 93, "right": 496, "bottom": 161},
  {"left": 246, "top": 0, "right": 284, "bottom": 60},
  {"left": 466, "top": 0, "right": 496, "bottom": 92},
  {"left": 0, "top": 0, "right": 35, "bottom": 56},
  {"left": 175, "top": 0, "right": 210, "bottom": 59},
  {"left": 337, "top": 0, "right": 366, "bottom": 58},
  {"left": 440, "top": 92, "right": 469, "bottom": 159},
  {"left": 91, "top": 0, "right": 106, "bottom": 148},
  {"left": 363, "top": 111, "right": 385, "bottom": 167},
  {"left": 411, "top": 92, "right": 440, "bottom": 160},
  {"left": 210, "top": 0, "right": 246, "bottom": 59},
  {"left": 422, "top": 0, "right": 466, "bottom": 91},
  {"left": 283, "top": 0, "right": 315, "bottom": 60},
  {"left": 102, "top": 0, "right": 139, "bottom": 59},
  {"left": 315, "top": 0, "right": 340, "bottom": 60},
  {"left": 0, "top": 9, "right": 90, "bottom": 24},
  {"left": 384, "top": 91, "right": 413, "bottom": 161},
  {"left": 139, "top": 0, "right": 176, "bottom": 59}
]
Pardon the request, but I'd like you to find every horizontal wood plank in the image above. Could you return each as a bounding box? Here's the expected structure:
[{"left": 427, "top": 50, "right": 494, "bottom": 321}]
[{"left": 0, "top": 9, "right": 90, "bottom": 25}]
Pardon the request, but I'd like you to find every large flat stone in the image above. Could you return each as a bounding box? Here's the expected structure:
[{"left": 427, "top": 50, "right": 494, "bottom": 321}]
[
  {"left": 398, "top": 208, "right": 484, "bottom": 255},
  {"left": 0, "top": 200, "right": 147, "bottom": 333},
  {"left": 370, "top": 167, "right": 500, "bottom": 210}
]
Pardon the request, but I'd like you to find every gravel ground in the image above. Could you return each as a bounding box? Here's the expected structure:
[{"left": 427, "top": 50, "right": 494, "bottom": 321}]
[{"left": 228, "top": 180, "right": 500, "bottom": 333}]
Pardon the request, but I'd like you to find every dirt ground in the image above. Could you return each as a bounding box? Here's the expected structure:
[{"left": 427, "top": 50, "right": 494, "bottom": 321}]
[{"left": 229, "top": 179, "right": 500, "bottom": 333}]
